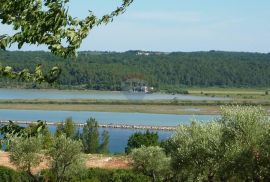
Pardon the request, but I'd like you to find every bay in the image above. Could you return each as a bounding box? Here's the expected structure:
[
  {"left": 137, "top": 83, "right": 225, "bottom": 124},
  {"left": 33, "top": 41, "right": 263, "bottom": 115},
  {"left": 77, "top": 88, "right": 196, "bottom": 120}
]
[
  {"left": 0, "top": 88, "right": 228, "bottom": 101},
  {"left": 0, "top": 109, "right": 218, "bottom": 153}
]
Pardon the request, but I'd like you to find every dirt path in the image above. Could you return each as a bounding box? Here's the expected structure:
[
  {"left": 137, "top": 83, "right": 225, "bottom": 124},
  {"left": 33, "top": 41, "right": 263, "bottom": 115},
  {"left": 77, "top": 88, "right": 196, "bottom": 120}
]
[{"left": 0, "top": 151, "right": 131, "bottom": 173}]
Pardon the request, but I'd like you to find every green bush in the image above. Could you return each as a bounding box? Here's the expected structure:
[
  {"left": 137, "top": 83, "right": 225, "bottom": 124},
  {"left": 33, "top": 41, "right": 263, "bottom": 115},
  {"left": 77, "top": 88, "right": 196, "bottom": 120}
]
[
  {"left": 0, "top": 166, "right": 20, "bottom": 182},
  {"left": 131, "top": 146, "right": 171, "bottom": 181},
  {"left": 74, "top": 168, "right": 150, "bottom": 182},
  {"left": 125, "top": 130, "right": 159, "bottom": 154},
  {"left": 0, "top": 166, "right": 32, "bottom": 182},
  {"left": 165, "top": 106, "right": 270, "bottom": 181},
  {"left": 40, "top": 168, "right": 150, "bottom": 182}
]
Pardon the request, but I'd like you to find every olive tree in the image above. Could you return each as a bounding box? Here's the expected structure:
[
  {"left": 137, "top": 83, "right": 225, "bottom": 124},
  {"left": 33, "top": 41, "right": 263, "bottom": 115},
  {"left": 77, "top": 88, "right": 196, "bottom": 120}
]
[
  {"left": 131, "top": 146, "right": 171, "bottom": 182},
  {"left": 170, "top": 121, "right": 222, "bottom": 181},
  {"left": 9, "top": 137, "right": 43, "bottom": 181},
  {"left": 166, "top": 106, "right": 270, "bottom": 181},
  {"left": 219, "top": 106, "right": 270, "bottom": 181},
  {"left": 46, "top": 135, "right": 85, "bottom": 182}
]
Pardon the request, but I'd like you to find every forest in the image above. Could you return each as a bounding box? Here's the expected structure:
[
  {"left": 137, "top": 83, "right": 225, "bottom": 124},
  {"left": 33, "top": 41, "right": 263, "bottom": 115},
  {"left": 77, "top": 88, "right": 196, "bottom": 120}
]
[{"left": 0, "top": 50, "right": 269, "bottom": 90}]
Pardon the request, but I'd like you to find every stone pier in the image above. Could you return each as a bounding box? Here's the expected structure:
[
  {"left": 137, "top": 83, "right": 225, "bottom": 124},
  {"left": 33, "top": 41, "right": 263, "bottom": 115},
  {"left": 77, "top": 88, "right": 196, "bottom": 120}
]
[{"left": 0, "top": 120, "right": 177, "bottom": 131}]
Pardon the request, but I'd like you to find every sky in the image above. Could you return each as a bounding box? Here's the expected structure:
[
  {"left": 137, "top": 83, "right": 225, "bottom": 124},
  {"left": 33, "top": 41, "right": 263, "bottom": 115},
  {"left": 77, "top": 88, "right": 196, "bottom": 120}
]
[{"left": 1, "top": 0, "right": 270, "bottom": 53}]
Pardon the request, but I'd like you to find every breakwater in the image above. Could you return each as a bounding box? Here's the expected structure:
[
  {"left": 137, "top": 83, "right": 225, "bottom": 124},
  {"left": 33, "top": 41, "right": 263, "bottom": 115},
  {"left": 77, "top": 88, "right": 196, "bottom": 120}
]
[{"left": 0, "top": 120, "right": 177, "bottom": 131}]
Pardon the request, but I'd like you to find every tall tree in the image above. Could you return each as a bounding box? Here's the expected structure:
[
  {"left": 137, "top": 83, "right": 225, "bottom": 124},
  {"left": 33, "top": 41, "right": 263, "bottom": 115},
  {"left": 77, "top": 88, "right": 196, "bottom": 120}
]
[
  {"left": 125, "top": 130, "right": 159, "bottom": 154},
  {"left": 46, "top": 135, "right": 85, "bottom": 182},
  {"left": 55, "top": 117, "right": 76, "bottom": 139},
  {"left": 81, "top": 118, "right": 99, "bottom": 154},
  {"left": 41, "top": 125, "right": 53, "bottom": 149},
  {"left": 131, "top": 146, "right": 171, "bottom": 182},
  {"left": 62, "top": 117, "right": 76, "bottom": 138},
  {"left": 55, "top": 123, "right": 64, "bottom": 138},
  {"left": 9, "top": 137, "right": 43, "bottom": 181},
  {"left": 99, "top": 130, "right": 110, "bottom": 154}
]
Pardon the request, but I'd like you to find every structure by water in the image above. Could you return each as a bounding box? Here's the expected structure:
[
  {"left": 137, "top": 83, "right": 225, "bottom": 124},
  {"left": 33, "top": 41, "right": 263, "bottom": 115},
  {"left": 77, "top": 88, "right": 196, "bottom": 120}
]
[{"left": 0, "top": 120, "right": 177, "bottom": 131}]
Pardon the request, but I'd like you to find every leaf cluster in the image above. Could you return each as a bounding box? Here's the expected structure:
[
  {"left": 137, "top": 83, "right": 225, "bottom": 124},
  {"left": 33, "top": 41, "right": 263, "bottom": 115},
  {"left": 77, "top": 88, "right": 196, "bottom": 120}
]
[{"left": 0, "top": 0, "right": 133, "bottom": 57}]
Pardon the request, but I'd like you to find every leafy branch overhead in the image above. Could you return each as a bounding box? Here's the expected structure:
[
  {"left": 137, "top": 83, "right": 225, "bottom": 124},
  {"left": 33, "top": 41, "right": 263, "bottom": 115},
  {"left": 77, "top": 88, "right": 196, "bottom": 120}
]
[
  {"left": 0, "top": 64, "right": 61, "bottom": 84},
  {"left": 0, "top": 0, "right": 133, "bottom": 58}
]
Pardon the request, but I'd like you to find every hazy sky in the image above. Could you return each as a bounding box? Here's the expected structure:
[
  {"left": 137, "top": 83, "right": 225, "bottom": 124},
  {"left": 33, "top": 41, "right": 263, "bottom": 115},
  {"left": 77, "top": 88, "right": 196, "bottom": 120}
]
[{"left": 1, "top": 0, "right": 270, "bottom": 52}]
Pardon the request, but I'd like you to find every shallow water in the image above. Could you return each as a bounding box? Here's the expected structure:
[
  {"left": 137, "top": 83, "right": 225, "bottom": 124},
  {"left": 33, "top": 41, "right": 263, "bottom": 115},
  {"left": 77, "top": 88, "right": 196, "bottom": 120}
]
[
  {"left": 47, "top": 126, "right": 173, "bottom": 153},
  {"left": 0, "top": 88, "right": 228, "bottom": 101},
  {"left": 0, "top": 109, "right": 218, "bottom": 126},
  {"left": 0, "top": 109, "right": 218, "bottom": 153}
]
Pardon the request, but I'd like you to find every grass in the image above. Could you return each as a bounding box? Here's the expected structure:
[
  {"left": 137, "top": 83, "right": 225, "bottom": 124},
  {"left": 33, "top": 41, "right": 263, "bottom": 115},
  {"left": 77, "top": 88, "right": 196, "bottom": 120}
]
[
  {"left": 0, "top": 100, "right": 269, "bottom": 115},
  {"left": 0, "top": 102, "right": 218, "bottom": 115},
  {"left": 188, "top": 87, "right": 270, "bottom": 100}
]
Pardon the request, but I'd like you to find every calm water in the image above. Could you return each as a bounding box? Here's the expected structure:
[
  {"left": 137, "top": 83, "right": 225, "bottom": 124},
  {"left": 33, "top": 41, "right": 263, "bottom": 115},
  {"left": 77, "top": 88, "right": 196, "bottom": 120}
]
[
  {"left": 0, "top": 88, "right": 228, "bottom": 101},
  {"left": 47, "top": 126, "right": 173, "bottom": 153},
  {"left": 0, "top": 109, "right": 217, "bottom": 126},
  {"left": 0, "top": 109, "right": 218, "bottom": 153}
]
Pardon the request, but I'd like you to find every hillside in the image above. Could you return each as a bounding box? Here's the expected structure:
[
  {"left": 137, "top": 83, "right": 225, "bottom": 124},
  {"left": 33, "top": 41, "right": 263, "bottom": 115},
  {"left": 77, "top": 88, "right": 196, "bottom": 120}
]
[{"left": 0, "top": 50, "right": 269, "bottom": 90}]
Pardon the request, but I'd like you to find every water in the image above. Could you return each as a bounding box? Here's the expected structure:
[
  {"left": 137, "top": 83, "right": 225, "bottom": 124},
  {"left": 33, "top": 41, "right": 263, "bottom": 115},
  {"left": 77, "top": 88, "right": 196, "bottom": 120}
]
[
  {"left": 0, "top": 88, "right": 228, "bottom": 101},
  {"left": 47, "top": 126, "right": 173, "bottom": 153},
  {"left": 0, "top": 109, "right": 217, "bottom": 126},
  {"left": 0, "top": 109, "right": 217, "bottom": 153}
]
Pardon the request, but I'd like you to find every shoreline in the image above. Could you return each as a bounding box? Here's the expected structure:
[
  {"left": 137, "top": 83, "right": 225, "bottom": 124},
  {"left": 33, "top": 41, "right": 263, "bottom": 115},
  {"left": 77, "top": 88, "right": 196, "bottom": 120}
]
[
  {"left": 0, "top": 100, "right": 269, "bottom": 115},
  {"left": 0, "top": 120, "right": 177, "bottom": 131},
  {"left": 0, "top": 103, "right": 223, "bottom": 115}
]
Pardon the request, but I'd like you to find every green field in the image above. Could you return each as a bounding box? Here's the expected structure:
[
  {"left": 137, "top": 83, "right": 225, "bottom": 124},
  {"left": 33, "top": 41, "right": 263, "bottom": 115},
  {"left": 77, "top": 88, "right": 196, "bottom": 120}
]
[{"left": 188, "top": 87, "right": 270, "bottom": 100}]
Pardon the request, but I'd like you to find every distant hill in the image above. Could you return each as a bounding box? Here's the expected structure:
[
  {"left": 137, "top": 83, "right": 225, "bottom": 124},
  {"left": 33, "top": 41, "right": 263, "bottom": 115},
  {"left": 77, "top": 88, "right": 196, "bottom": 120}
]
[{"left": 0, "top": 50, "right": 269, "bottom": 90}]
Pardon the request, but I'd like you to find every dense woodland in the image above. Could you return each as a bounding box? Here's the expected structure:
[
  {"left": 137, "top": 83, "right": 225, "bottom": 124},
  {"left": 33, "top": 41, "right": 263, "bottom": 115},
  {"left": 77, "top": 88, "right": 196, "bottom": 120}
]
[{"left": 0, "top": 50, "right": 269, "bottom": 90}]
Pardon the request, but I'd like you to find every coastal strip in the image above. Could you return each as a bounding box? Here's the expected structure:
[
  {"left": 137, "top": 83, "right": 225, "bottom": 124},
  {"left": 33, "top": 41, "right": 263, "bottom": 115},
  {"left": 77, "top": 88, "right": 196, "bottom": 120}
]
[{"left": 0, "top": 120, "right": 177, "bottom": 131}]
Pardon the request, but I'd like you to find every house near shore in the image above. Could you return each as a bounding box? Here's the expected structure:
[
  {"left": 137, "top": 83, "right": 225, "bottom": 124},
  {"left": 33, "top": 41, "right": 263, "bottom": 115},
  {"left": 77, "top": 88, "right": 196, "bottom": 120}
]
[{"left": 141, "top": 86, "right": 154, "bottom": 93}]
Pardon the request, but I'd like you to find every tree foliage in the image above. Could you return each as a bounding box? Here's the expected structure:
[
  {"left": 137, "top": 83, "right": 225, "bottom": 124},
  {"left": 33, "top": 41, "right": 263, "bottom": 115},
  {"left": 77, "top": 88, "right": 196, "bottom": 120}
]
[
  {"left": 99, "top": 130, "right": 110, "bottom": 154},
  {"left": 131, "top": 146, "right": 171, "bottom": 182},
  {"left": 170, "top": 122, "right": 222, "bottom": 181},
  {"left": 55, "top": 117, "right": 76, "bottom": 139},
  {"left": 0, "top": 0, "right": 133, "bottom": 57},
  {"left": 0, "top": 51, "right": 269, "bottom": 89},
  {"left": 164, "top": 106, "right": 270, "bottom": 181},
  {"left": 81, "top": 118, "right": 99, "bottom": 154},
  {"left": 46, "top": 135, "right": 85, "bottom": 182},
  {"left": 0, "top": 120, "right": 47, "bottom": 150},
  {"left": 0, "top": 64, "right": 61, "bottom": 84},
  {"left": 62, "top": 168, "right": 151, "bottom": 182},
  {"left": 125, "top": 130, "right": 159, "bottom": 154},
  {"left": 0, "top": 166, "right": 19, "bottom": 182},
  {"left": 9, "top": 137, "right": 43, "bottom": 181}
]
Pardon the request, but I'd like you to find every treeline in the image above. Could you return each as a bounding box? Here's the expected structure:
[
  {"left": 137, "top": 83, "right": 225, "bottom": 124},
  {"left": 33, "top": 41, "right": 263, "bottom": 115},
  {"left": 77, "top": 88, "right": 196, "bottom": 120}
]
[{"left": 0, "top": 50, "right": 270, "bottom": 89}]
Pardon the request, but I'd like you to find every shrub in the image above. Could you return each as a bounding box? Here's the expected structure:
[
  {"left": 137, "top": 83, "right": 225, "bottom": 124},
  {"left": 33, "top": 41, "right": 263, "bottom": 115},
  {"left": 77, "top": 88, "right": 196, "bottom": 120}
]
[
  {"left": 131, "top": 146, "right": 171, "bottom": 181},
  {"left": 166, "top": 106, "right": 270, "bottom": 181},
  {"left": 0, "top": 166, "right": 20, "bottom": 182},
  {"left": 9, "top": 137, "right": 43, "bottom": 181},
  {"left": 0, "top": 166, "right": 32, "bottom": 182},
  {"left": 71, "top": 168, "right": 150, "bottom": 182},
  {"left": 46, "top": 135, "right": 86, "bottom": 182},
  {"left": 125, "top": 130, "right": 159, "bottom": 154}
]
